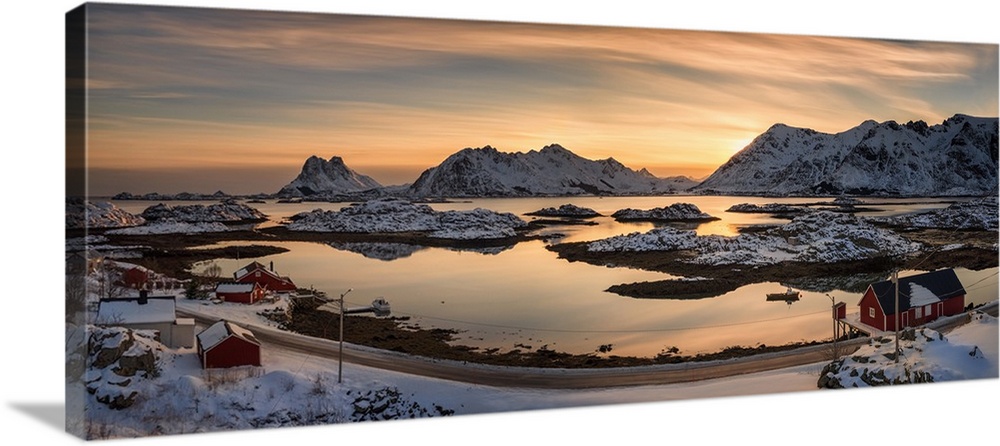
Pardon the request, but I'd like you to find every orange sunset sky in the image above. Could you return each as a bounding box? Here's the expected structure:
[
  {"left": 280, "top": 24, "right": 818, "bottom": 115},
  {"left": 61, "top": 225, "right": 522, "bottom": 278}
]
[{"left": 79, "top": 3, "right": 998, "bottom": 196}]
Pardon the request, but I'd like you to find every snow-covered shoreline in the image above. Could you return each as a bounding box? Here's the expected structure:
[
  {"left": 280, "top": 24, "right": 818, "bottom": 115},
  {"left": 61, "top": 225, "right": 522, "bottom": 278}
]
[{"left": 588, "top": 211, "right": 921, "bottom": 266}]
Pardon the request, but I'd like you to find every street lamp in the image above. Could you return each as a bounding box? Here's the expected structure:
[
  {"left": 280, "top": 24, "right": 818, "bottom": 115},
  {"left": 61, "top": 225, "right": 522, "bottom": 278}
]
[{"left": 338, "top": 288, "right": 352, "bottom": 384}]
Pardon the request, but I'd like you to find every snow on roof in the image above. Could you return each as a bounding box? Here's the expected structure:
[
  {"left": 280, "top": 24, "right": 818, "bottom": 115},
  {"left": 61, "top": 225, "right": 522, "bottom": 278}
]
[
  {"left": 215, "top": 283, "right": 256, "bottom": 294},
  {"left": 909, "top": 283, "right": 942, "bottom": 307},
  {"left": 869, "top": 269, "right": 965, "bottom": 314},
  {"left": 233, "top": 261, "right": 278, "bottom": 280},
  {"left": 227, "top": 322, "right": 259, "bottom": 345},
  {"left": 197, "top": 320, "right": 260, "bottom": 351},
  {"left": 96, "top": 297, "right": 176, "bottom": 325}
]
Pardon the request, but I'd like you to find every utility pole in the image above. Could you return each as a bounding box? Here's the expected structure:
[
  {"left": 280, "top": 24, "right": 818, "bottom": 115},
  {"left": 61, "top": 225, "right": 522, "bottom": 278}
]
[
  {"left": 826, "top": 294, "right": 838, "bottom": 359},
  {"left": 338, "top": 288, "right": 352, "bottom": 384},
  {"left": 893, "top": 270, "right": 900, "bottom": 363}
]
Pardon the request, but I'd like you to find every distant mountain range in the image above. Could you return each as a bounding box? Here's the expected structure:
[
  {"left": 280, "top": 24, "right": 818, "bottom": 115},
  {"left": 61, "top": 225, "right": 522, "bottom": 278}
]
[
  {"left": 408, "top": 144, "right": 695, "bottom": 197},
  {"left": 277, "top": 144, "right": 696, "bottom": 198},
  {"left": 273, "top": 114, "right": 998, "bottom": 199},
  {"left": 694, "top": 114, "right": 998, "bottom": 196}
]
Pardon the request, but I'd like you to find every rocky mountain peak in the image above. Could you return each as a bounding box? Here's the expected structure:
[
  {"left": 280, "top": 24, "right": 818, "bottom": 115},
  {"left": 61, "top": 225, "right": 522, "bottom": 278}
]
[
  {"left": 278, "top": 155, "right": 382, "bottom": 197},
  {"left": 408, "top": 144, "right": 689, "bottom": 197},
  {"left": 694, "top": 115, "right": 998, "bottom": 196}
]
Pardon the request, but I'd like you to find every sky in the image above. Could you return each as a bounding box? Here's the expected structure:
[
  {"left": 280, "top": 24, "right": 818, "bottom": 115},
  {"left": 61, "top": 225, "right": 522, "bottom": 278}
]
[
  {"left": 75, "top": 2, "right": 998, "bottom": 196},
  {"left": 2, "top": 2, "right": 1000, "bottom": 446}
]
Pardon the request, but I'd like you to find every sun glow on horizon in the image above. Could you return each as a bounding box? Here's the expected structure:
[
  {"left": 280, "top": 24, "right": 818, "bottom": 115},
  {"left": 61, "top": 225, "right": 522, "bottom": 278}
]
[
  {"left": 79, "top": 4, "right": 999, "bottom": 195},
  {"left": 729, "top": 136, "right": 758, "bottom": 154}
]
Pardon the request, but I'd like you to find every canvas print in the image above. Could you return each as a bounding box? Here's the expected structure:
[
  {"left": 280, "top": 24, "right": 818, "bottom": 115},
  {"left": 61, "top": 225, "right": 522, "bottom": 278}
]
[{"left": 65, "top": 2, "right": 999, "bottom": 441}]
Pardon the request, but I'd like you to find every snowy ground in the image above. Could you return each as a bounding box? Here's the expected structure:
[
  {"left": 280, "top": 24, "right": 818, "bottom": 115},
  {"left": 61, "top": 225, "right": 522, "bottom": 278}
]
[{"left": 67, "top": 293, "right": 999, "bottom": 442}]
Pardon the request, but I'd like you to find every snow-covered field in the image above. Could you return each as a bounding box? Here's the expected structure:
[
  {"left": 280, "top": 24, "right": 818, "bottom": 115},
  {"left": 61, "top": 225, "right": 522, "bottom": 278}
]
[{"left": 63, "top": 293, "right": 998, "bottom": 441}]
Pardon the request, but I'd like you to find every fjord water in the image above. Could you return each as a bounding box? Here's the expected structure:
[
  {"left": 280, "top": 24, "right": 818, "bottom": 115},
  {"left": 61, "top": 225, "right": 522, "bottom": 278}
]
[{"left": 117, "top": 196, "right": 996, "bottom": 358}]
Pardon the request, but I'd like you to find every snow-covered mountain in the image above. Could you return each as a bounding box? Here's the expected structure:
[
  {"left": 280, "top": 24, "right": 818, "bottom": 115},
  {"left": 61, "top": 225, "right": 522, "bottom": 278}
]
[
  {"left": 278, "top": 155, "right": 383, "bottom": 197},
  {"left": 694, "top": 114, "right": 999, "bottom": 196},
  {"left": 408, "top": 144, "right": 693, "bottom": 197}
]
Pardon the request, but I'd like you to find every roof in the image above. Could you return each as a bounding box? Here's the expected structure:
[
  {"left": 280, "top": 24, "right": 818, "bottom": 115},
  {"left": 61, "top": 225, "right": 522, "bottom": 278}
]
[
  {"left": 233, "top": 261, "right": 272, "bottom": 280},
  {"left": 867, "top": 269, "right": 965, "bottom": 315},
  {"left": 197, "top": 320, "right": 261, "bottom": 351},
  {"left": 215, "top": 282, "right": 258, "bottom": 294},
  {"left": 96, "top": 296, "right": 176, "bottom": 325}
]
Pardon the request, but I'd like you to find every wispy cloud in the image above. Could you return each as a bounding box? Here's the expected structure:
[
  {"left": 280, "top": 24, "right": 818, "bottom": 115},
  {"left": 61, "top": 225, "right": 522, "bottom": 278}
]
[{"left": 83, "top": 4, "right": 998, "bottom": 194}]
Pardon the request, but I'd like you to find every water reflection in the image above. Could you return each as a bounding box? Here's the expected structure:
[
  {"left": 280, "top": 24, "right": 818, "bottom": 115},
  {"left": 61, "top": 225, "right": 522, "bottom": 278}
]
[
  {"left": 329, "top": 241, "right": 514, "bottom": 261},
  {"left": 145, "top": 196, "right": 992, "bottom": 357},
  {"left": 783, "top": 271, "right": 893, "bottom": 294}
]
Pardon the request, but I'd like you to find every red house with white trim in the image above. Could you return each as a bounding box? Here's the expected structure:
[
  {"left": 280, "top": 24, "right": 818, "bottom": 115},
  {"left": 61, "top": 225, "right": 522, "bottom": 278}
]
[
  {"left": 233, "top": 261, "right": 297, "bottom": 292},
  {"left": 858, "top": 269, "right": 966, "bottom": 332},
  {"left": 196, "top": 320, "right": 261, "bottom": 369},
  {"left": 214, "top": 282, "right": 267, "bottom": 304}
]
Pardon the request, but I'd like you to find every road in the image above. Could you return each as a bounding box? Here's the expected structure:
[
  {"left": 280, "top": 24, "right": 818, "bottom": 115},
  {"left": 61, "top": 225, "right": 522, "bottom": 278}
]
[{"left": 178, "top": 302, "right": 996, "bottom": 390}]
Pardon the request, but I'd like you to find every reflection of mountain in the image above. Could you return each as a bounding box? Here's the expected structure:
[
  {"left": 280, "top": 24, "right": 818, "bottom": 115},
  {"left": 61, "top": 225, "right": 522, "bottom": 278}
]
[
  {"left": 329, "top": 242, "right": 427, "bottom": 261},
  {"left": 782, "top": 272, "right": 890, "bottom": 294},
  {"left": 329, "top": 241, "right": 514, "bottom": 261}
]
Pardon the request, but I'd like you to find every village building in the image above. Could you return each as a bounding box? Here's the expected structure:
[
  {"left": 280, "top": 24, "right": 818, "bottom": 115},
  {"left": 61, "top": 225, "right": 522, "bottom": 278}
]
[
  {"left": 233, "top": 261, "right": 297, "bottom": 292},
  {"left": 94, "top": 293, "right": 195, "bottom": 348},
  {"left": 856, "top": 269, "right": 966, "bottom": 332},
  {"left": 196, "top": 320, "right": 262, "bottom": 369},
  {"left": 121, "top": 266, "right": 152, "bottom": 290},
  {"left": 214, "top": 282, "right": 267, "bottom": 304}
]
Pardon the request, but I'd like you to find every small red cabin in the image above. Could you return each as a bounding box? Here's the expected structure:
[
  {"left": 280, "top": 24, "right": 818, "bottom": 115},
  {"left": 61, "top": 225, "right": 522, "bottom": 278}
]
[
  {"left": 214, "top": 282, "right": 266, "bottom": 304},
  {"left": 196, "top": 320, "right": 261, "bottom": 369},
  {"left": 833, "top": 302, "right": 847, "bottom": 320},
  {"left": 121, "top": 267, "right": 151, "bottom": 290},
  {"left": 858, "top": 269, "right": 966, "bottom": 332},
  {"left": 233, "top": 261, "right": 297, "bottom": 292}
]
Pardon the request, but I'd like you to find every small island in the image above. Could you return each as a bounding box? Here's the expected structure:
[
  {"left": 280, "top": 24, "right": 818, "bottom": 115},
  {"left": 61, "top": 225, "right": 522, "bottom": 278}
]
[
  {"left": 611, "top": 203, "right": 719, "bottom": 222},
  {"left": 525, "top": 204, "right": 602, "bottom": 218}
]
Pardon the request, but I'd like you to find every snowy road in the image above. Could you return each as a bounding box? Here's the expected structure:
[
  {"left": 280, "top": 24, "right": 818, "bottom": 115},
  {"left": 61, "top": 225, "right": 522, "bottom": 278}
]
[
  {"left": 178, "top": 302, "right": 996, "bottom": 389},
  {"left": 178, "top": 307, "right": 864, "bottom": 388}
]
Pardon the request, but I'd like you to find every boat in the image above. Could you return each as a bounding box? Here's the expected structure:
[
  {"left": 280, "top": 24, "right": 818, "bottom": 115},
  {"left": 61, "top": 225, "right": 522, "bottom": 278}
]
[
  {"left": 342, "top": 297, "right": 392, "bottom": 315},
  {"left": 371, "top": 297, "right": 391, "bottom": 315},
  {"left": 766, "top": 287, "right": 801, "bottom": 304}
]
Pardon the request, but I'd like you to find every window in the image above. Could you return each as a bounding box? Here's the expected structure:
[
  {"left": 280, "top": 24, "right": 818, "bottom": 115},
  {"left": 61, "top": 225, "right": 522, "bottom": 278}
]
[
  {"left": 869, "top": 307, "right": 875, "bottom": 318},
  {"left": 915, "top": 307, "right": 923, "bottom": 318}
]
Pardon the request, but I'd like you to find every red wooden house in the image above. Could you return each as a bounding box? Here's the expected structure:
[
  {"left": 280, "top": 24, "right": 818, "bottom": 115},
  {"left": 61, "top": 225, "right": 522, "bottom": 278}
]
[
  {"left": 858, "top": 269, "right": 966, "bottom": 332},
  {"left": 214, "top": 282, "right": 267, "bottom": 304},
  {"left": 196, "top": 320, "right": 261, "bottom": 369},
  {"left": 121, "top": 266, "right": 151, "bottom": 290},
  {"left": 233, "top": 261, "right": 297, "bottom": 292}
]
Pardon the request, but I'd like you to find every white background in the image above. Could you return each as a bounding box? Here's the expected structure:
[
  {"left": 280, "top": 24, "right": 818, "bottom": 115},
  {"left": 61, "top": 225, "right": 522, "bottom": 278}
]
[{"left": 2, "top": 1, "right": 997, "bottom": 445}]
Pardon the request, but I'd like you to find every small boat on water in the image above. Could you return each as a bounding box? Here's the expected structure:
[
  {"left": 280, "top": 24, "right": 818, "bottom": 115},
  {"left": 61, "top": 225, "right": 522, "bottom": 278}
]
[
  {"left": 371, "top": 297, "right": 391, "bottom": 315},
  {"left": 342, "top": 297, "right": 392, "bottom": 315},
  {"left": 766, "top": 287, "right": 801, "bottom": 304}
]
